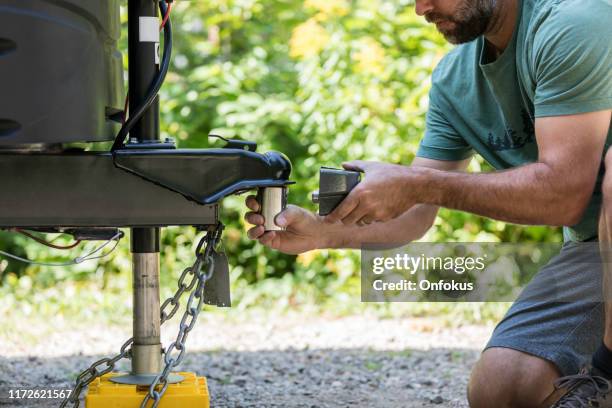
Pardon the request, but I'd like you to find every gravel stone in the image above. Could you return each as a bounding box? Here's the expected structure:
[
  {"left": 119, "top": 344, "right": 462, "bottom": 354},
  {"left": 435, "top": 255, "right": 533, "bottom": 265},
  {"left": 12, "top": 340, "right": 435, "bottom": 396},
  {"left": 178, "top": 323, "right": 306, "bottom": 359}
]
[{"left": 0, "top": 314, "right": 493, "bottom": 407}]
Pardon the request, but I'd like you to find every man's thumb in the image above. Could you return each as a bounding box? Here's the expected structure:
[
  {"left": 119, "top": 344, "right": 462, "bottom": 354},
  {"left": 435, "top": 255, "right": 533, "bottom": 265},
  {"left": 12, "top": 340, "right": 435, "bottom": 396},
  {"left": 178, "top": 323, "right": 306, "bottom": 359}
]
[
  {"left": 342, "top": 160, "right": 366, "bottom": 172},
  {"left": 274, "top": 205, "right": 300, "bottom": 227}
]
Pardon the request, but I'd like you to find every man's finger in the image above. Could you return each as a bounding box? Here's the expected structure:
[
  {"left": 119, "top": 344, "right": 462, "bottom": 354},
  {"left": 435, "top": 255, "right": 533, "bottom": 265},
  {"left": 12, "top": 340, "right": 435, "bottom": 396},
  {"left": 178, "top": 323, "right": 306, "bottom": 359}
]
[
  {"left": 245, "top": 211, "right": 264, "bottom": 225},
  {"left": 342, "top": 160, "right": 368, "bottom": 172},
  {"left": 325, "top": 191, "right": 360, "bottom": 223},
  {"left": 247, "top": 225, "right": 265, "bottom": 240},
  {"left": 258, "top": 231, "right": 276, "bottom": 246},
  {"left": 361, "top": 216, "right": 374, "bottom": 224},
  {"left": 342, "top": 204, "right": 370, "bottom": 226},
  {"left": 268, "top": 233, "right": 282, "bottom": 250},
  {"left": 274, "top": 205, "right": 303, "bottom": 228},
  {"left": 245, "top": 195, "right": 260, "bottom": 212},
  {"left": 356, "top": 215, "right": 374, "bottom": 227}
]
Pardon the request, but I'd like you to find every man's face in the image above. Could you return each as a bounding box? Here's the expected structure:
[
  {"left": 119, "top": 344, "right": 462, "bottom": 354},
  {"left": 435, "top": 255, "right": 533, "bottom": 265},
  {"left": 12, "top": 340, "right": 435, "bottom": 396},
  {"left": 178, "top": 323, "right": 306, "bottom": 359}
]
[{"left": 416, "top": 0, "right": 496, "bottom": 44}]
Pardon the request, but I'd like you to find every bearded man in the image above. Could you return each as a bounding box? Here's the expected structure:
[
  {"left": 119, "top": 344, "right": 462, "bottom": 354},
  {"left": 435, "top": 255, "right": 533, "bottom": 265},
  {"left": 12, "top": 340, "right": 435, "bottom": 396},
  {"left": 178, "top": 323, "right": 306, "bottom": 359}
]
[{"left": 246, "top": 0, "right": 612, "bottom": 406}]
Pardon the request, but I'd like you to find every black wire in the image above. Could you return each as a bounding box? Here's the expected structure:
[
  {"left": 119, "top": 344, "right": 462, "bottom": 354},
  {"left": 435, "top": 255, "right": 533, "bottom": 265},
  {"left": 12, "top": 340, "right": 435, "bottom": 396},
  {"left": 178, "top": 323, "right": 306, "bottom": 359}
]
[{"left": 111, "top": 1, "right": 173, "bottom": 152}]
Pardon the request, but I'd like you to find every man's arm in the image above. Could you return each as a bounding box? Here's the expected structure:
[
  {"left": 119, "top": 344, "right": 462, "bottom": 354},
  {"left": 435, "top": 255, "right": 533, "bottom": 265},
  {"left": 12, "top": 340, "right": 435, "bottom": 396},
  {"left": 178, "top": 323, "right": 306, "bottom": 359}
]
[
  {"left": 245, "top": 157, "right": 470, "bottom": 253},
  {"left": 328, "top": 110, "right": 611, "bottom": 227},
  {"left": 416, "top": 111, "right": 611, "bottom": 225}
]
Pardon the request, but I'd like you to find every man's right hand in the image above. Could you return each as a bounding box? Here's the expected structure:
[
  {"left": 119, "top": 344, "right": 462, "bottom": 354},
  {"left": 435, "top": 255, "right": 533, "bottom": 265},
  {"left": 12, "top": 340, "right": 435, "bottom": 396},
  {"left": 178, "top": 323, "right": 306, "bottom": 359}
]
[{"left": 244, "top": 195, "right": 331, "bottom": 254}]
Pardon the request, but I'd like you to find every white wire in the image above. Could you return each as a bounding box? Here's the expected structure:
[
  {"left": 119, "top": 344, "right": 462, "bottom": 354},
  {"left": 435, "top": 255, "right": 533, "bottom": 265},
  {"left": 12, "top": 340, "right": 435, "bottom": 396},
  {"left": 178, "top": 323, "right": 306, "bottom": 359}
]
[{"left": 0, "top": 231, "right": 123, "bottom": 267}]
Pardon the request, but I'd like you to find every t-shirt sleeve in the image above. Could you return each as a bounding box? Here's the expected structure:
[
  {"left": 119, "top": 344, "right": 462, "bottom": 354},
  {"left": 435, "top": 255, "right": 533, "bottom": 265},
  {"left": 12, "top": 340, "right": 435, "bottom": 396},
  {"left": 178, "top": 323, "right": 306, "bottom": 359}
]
[
  {"left": 417, "top": 83, "right": 474, "bottom": 161},
  {"left": 533, "top": 1, "right": 612, "bottom": 118}
]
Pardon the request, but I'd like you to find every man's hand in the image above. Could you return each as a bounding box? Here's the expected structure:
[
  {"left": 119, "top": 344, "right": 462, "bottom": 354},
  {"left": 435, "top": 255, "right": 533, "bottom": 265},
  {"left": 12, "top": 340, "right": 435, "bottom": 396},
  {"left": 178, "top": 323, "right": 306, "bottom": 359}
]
[
  {"left": 244, "top": 158, "right": 469, "bottom": 250},
  {"left": 324, "top": 161, "right": 425, "bottom": 225},
  {"left": 245, "top": 196, "right": 330, "bottom": 254}
]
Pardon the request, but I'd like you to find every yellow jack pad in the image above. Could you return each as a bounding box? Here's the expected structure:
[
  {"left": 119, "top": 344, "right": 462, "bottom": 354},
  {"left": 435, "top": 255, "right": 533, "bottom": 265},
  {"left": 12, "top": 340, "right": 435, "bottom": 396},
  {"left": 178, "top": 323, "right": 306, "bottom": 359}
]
[{"left": 86, "top": 372, "right": 210, "bottom": 408}]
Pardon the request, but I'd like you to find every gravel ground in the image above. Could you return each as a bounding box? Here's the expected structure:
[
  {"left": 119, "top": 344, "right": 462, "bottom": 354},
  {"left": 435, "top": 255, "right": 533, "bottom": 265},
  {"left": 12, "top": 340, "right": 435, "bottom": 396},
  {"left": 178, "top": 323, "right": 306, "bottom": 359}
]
[{"left": 0, "top": 313, "right": 494, "bottom": 407}]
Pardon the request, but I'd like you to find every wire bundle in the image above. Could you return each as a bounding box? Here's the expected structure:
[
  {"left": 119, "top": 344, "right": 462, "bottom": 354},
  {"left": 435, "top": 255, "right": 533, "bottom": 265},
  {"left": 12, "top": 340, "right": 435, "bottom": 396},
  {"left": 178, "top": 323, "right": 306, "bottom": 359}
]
[{"left": 111, "top": 0, "right": 174, "bottom": 151}]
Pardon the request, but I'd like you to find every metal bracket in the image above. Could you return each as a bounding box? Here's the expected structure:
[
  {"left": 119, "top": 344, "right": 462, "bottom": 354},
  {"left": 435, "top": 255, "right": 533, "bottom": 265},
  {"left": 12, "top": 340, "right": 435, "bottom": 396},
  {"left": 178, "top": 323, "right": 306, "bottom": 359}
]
[
  {"left": 203, "top": 251, "right": 231, "bottom": 307},
  {"left": 112, "top": 148, "right": 293, "bottom": 205},
  {"left": 209, "top": 134, "right": 257, "bottom": 152}
]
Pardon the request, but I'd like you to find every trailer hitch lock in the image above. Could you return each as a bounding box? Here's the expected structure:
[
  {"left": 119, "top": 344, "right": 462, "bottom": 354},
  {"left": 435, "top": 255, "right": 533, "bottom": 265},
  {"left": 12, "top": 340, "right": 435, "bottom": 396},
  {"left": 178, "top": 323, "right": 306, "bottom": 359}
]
[{"left": 312, "top": 167, "right": 361, "bottom": 216}]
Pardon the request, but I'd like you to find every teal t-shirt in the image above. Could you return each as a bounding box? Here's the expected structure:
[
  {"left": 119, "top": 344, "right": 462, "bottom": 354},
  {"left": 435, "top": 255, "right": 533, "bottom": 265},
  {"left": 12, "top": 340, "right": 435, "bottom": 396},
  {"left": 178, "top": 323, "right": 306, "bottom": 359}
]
[{"left": 417, "top": 0, "right": 612, "bottom": 241}]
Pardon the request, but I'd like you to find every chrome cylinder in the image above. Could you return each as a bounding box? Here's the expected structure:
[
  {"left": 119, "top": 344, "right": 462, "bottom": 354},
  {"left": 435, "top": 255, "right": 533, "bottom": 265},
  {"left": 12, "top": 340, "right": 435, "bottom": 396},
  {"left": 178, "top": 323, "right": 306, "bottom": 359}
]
[
  {"left": 132, "top": 252, "right": 162, "bottom": 375},
  {"left": 258, "top": 187, "right": 287, "bottom": 231}
]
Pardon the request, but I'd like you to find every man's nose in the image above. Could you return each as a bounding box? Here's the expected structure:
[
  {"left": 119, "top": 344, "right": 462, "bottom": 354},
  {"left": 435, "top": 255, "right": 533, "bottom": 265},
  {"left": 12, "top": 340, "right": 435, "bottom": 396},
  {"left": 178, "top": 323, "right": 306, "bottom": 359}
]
[{"left": 415, "top": 0, "right": 434, "bottom": 16}]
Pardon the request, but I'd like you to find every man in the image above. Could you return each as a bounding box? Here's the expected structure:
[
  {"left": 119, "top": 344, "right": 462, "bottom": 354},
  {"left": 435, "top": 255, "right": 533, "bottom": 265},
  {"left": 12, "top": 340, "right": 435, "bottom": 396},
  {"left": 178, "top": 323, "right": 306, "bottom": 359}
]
[{"left": 245, "top": 0, "right": 612, "bottom": 406}]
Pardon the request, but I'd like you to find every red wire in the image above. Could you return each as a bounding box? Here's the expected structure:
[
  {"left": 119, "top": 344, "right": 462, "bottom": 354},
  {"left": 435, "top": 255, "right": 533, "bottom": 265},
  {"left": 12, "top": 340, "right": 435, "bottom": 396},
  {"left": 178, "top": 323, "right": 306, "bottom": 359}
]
[
  {"left": 14, "top": 229, "right": 82, "bottom": 250},
  {"left": 160, "top": 2, "right": 173, "bottom": 30}
]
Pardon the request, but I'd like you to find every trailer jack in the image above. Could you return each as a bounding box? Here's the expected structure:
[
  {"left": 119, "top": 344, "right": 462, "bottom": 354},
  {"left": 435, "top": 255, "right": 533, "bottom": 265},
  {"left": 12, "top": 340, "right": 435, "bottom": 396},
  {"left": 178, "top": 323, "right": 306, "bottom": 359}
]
[{"left": 1, "top": 143, "right": 293, "bottom": 408}]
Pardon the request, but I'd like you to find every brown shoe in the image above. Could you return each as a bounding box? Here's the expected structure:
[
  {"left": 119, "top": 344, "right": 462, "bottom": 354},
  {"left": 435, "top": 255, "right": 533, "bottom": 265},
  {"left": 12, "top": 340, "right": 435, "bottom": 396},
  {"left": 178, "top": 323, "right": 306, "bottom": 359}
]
[{"left": 551, "top": 366, "right": 612, "bottom": 407}]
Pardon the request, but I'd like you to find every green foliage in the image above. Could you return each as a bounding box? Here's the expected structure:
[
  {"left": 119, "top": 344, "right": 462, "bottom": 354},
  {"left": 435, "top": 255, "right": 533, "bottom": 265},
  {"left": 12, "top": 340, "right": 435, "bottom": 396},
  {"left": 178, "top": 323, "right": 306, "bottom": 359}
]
[{"left": 0, "top": 0, "right": 561, "bottom": 323}]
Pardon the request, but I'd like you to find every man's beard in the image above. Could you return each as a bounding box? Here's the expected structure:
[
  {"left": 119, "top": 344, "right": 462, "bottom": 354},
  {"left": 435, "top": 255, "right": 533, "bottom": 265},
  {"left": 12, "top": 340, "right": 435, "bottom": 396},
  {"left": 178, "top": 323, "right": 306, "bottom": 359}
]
[{"left": 426, "top": 0, "right": 497, "bottom": 44}]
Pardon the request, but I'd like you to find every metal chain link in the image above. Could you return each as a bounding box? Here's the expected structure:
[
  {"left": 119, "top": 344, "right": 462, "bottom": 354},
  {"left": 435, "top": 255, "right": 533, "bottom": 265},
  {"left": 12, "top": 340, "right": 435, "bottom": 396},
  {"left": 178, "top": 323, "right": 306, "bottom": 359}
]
[
  {"left": 59, "top": 223, "right": 224, "bottom": 408},
  {"left": 59, "top": 338, "right": 133, "bottom": 408}
]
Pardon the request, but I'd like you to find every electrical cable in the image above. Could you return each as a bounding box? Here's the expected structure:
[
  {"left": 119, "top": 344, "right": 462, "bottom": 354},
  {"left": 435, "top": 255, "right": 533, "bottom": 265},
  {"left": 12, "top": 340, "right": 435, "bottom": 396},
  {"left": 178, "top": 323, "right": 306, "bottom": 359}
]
[
  {"left": 121, "top": 92, "right": 130, "bottom": 125},
  {"left": 111, "top": 0, "right": 173, "bottom": 151},
  {"left": 0, "top": 231, "right": 123, "bottom": 267},
  {"left": 121, "top": 1, "right": 173, "bottom": 125},
  {"left": 160, "top": 1, "right": 173, "bottom": 29},
  {"left": 14, "top": 229, "right": 82, "bottom": 250}
]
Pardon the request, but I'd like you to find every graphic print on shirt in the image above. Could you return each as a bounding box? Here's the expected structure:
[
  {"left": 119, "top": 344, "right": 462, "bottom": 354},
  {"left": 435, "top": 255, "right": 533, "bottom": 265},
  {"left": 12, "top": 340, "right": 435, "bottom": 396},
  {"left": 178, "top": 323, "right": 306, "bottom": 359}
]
[{"left": 487, "top": 108, "right": 535, "bottom": 151}]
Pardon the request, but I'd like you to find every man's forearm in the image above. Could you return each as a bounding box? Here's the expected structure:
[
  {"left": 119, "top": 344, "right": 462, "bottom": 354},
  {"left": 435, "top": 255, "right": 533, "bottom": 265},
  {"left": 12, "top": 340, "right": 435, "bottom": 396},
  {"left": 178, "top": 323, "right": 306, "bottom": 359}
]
[
  {"left": 322, "top": 204, "right": 438, "bottom": 249},
  {"left": 414, "top": 162, "right": 594, "bottom": 226}
]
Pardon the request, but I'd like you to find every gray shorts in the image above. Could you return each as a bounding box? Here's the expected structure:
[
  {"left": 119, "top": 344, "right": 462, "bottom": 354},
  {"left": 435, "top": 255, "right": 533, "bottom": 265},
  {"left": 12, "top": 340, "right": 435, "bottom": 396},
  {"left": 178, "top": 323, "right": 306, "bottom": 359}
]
[{"left": 485, "top": 241, "right": 604, "bottom": 376}]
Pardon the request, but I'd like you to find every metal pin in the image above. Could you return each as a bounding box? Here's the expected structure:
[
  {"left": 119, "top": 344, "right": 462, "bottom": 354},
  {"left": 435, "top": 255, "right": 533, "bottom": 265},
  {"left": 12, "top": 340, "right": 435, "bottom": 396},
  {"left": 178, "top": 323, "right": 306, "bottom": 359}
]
[{"left": 258, "top": 187, "right": 287, "bottom": 231}]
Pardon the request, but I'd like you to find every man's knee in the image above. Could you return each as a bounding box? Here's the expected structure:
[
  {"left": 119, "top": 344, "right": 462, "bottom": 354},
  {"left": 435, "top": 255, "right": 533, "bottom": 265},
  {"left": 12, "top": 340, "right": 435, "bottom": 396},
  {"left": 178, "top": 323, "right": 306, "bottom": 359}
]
[{"left": 468, "top": 348, "right": 561, "bottom": 408}]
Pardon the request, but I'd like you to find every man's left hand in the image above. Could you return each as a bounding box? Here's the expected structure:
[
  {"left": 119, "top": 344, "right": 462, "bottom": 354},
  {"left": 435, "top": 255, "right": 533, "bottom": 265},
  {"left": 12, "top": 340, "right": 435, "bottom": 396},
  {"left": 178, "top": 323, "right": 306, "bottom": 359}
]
[{"left": 324, "top": 160, "right": 424, "bottom": 226}]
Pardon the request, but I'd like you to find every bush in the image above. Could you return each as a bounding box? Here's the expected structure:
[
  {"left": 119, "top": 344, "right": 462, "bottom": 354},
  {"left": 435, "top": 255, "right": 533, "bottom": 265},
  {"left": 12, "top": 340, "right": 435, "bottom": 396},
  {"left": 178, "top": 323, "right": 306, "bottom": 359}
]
[{"left": 0, "top": 0, "right": 561, "bottom": 320}]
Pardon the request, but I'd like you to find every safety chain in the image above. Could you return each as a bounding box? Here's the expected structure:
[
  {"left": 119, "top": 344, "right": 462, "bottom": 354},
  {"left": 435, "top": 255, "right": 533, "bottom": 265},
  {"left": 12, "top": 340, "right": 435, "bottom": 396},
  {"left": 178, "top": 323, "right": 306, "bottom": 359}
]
[
  {"left": 140, "top": 223, "right": 223, "bottom": 408},
  {"left": 59, "top": 338, "right": 133, "bottom": 408},
  {"left": 59, "top": 223, "right": 224, "bottom": 408}
]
